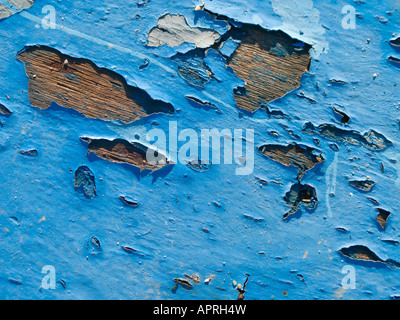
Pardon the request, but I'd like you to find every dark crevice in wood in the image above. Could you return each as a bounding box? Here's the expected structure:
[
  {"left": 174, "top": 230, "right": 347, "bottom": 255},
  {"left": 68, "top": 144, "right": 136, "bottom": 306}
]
[
  {"left": 376, "top": 208, "right": 391, "bottom": 231},
  {"left": 283, "top": 182, "right": 318, "bottom": 220},
  {"left": 0, "top": 103, "right": 11, "bottom": 115}
]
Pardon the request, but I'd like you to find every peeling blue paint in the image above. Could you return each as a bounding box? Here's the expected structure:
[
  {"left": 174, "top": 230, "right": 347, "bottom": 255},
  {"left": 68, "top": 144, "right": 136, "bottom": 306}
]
[{"left": 0, "top": 0, "right": 400, "bottom": 300}]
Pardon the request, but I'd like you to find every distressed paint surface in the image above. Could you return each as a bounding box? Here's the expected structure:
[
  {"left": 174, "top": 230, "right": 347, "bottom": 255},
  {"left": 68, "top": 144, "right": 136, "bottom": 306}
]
[
  {"left": 0, "top": 0, "right": 400, "bottom": 300},
  {"left": 0, "top": 0, "right": 33, "bottom": 19}
]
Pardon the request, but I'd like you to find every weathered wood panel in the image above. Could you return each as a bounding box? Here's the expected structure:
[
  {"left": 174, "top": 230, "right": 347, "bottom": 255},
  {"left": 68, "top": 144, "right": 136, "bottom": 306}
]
[
  {"left": 228, "top": 25, "right": 311, "bottom": 113},
  {"left": 18, "top": 46, "right": 174, "bottom": 123}
]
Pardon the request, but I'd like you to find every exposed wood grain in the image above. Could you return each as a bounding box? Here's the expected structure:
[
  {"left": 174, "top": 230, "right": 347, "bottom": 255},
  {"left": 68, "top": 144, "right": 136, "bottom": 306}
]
[
  {"left": 259, "top": 143, "right": 324, "bottom": 180},
  {"left": 18, "top": 45, "right": 174, "bottom": 123},
  {"left": 228, "top": 25, "right": 311, "bottom": 113},
  {"left": 80, "top": 137, "right": 172, "bottom": 172},
  {"left": 303, "top": 122, "right": 392, "bottom": 151}
]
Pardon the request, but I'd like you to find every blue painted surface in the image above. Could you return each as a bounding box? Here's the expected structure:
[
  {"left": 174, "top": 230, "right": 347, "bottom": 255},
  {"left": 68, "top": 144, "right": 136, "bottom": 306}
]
[{"left": 0, "top": 0, "right": 399, "bottom": 300}]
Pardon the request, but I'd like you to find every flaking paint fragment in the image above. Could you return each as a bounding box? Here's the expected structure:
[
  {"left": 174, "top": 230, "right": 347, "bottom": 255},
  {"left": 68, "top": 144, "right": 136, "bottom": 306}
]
[
  {"left": 348, "top": 179, "right": 376, "bottom": 192},
  {"left": 0, "top": 4, "right": 13, "bottom": 20},
  {"left": 303, "top": 122, "right": 392, "bottom": 151},
  {"left": 172, "top": 49, "right": 213, "bottom": 88},
  {"left": 0, "top": 0, "right": 33, "bottom": 20},
  {"left": 7, "top": 0, "right": 33, "bottom": 9},
  {"left": 332, "top": 107, "right": 350, "bottom": 124},
  {"left": 147, "top": 14, "right": 220, "bottom": 49},
  {"left": 389, "top": 36, "right": 400, "bottom": 48},
  {"left": 74, "top": 166, "right": 97, "bottom": 199},
  {"left": 119, "top": 196, "right": 139, "bottom": 207},
  {"left": 0, "top": 103, "right": 11, "bottom": 115},
  {"left": 388, "top": 56, "right": 400, "bottom": 68}
]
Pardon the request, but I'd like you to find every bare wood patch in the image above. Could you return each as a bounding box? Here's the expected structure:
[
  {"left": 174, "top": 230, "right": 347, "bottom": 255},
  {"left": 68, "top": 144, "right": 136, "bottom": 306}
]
[
  {"left": 17, "top": 45, "right": 174, "bottom": 123},
  {"left": 228, "top": 25, "right": 312, "bottom": 112},
  {"left": 80, "top": 137, "right": 172, "bottom": 172},
  {"left": 158, "top": 9, "right": 312, "bottom": 111},
  {"left": 259, "top": 143, "right": 324, "bottom": 180}
]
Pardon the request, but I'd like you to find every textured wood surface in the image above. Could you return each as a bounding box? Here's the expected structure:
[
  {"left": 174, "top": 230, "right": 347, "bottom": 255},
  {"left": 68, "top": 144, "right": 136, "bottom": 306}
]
[
  {"left": 18, "top": 46, "right": 174, "bottom": 123},
  {"left": 228, "top": 25, "right": 311, "bottom": 113},
  {"left": 259, "top": 143, "right": 324, "bottom": 180},
  {"left": 81, "top": 137, "right": 172, "bottom": 172}
]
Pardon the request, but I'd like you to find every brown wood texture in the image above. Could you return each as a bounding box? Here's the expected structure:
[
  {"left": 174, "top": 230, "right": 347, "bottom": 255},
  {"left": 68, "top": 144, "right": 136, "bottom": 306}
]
[
  {"left": 81, "top": 137, "right": 172, "bottom": 172},
  {"left": 18, "top": 46, "right": 174, "bottom": 123},
  {"left": 228, "top": 26, "right": 311, "bottom": 113},
  {"left": 259, "top": 143, "right": 324, "bottom": 180}
]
